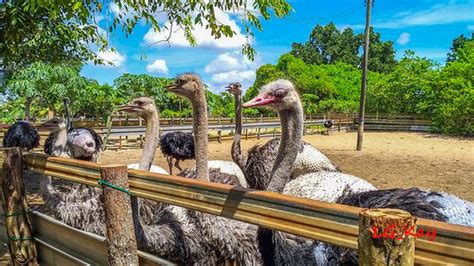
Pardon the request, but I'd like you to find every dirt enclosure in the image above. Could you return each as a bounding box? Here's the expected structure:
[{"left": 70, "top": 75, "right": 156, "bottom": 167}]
[{"left": 100, "top": 131, "right": 474, "bottom": 201}]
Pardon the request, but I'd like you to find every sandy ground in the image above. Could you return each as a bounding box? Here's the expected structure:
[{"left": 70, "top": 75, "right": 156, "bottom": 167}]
[{"left": 99, "top": 131, "right": 474, "bottom": 201}]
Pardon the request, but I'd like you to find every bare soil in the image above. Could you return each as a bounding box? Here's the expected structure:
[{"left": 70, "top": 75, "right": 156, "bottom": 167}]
[{"left": 99, "top": 131, "right": 474, "bottom": 201}]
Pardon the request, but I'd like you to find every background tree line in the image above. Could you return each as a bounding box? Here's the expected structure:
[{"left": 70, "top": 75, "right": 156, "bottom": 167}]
[{"left": 1, "top": 9, "right": 472, "bottom": 135}]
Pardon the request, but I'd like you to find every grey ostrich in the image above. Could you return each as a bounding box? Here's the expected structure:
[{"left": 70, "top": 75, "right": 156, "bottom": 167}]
[
  {"left": 226, "top": 82, "right": 340, "bottom": 190},
  {"left": 244, "top": 80, "right": 474, "bottom": 265},
  {"left": 166, "top": 73, "right": 261, "bottom": 264}
]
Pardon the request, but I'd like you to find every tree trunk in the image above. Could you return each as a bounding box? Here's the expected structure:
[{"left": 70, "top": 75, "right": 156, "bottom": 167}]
[
  {"left": 24, "top": 97, "right": 31, "bottom": 121},
  {"left": 1, "top": 148, "right": 38, "bottom": 265},
  {"left": 100, "top": 165, "right": 139, "bottom": 265},
  {"left": 358, "top": 208, "right": 416, "bottom": 266}
]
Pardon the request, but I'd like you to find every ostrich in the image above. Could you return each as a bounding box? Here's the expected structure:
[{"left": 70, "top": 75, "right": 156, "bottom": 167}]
[
  {"left": 323, "top": 119, "right": 333, "bottom": 135},
  {"left": 166, "top": 73, "right": 261, "bottom": 264},
  {"left": 243, "top": 80, "right": 474, "bottom": 265},
  {"left": 2, "top": 121, "right": 40, "bottom": 151},
  {"left": 159, "top": 131, "right": 195, "bottom": 175},
  {"left": 226, "top": 82, "right": 340, "bottom": 190}
]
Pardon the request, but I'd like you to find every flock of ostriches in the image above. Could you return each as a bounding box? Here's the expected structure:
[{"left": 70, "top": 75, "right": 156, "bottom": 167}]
[{"left": 3, "top": 74, "right": 473, "bottom": 265}]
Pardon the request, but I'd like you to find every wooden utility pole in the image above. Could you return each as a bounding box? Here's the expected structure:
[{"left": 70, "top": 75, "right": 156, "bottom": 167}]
[
  {"left": 100, "top": 165, "right": 139, "bottom": 265},
  {"left": 357, "top": 0, "right": 372, "bottom": 151},
  {"left": 1, "top": 148, "right": 38, "bottom": 265}
]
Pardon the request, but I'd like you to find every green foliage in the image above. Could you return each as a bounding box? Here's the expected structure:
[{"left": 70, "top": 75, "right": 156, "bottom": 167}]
[
  {"left": 290, "top": 23, "right": 396, "bottom": 73},
  {"left": 432, "top": 40, "right": 474, "bottom": 136},
  {"left": 447, "top": 33, "right": 474, "bottom": 62}
]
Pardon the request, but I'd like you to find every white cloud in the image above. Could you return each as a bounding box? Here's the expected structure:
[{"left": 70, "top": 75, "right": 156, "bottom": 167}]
[
  {"left": 374, "top": 3, "right": 474, "bottom": 29},
  {"left": 341, "top": 3, "right": 474, "bottom": 30},
  {"left": 204, "top": 51, "right": 260, "bottom": 92},
  {"left": 397, "top": 32, "right": 410, "bottom": 45},
  {"left": 468, "top": 25, "right": 474, "bottom": 31},
  {"left": 97, "top": 49, "right": 126, "bottom": 68},
  {"left": 143, "top": 10, "right": 247, "bottom": 49},
  {"left": 146, "top": 59, "right": 169, "bottom": 74},
  {"left": 108, "top": 2, "right": 121, "bottom": 15}
]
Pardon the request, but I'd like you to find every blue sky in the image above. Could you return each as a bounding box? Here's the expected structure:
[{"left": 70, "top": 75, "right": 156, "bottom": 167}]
[{"left": 81, "top": 0, "right": 474, "bottom": 92}]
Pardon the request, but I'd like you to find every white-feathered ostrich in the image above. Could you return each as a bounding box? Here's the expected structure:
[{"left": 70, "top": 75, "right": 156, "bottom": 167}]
[
  {"left": 2, "top": 121, "right": 40, "bottom": 151},
  {"left": 159, "top": 131, "right": 195, "bottom": 174},
  {"left": 226, "top": 82, "right": 340, "bottom": 190},
  {"left": 243, "top": 79, "right": 474, "bottom": 265},
  {"left": 166, "top": 73, "right": 261, "bottom": 264}
]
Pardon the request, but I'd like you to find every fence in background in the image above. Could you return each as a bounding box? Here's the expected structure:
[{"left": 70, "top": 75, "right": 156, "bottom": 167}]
[{"left": 0, "top": 113, "right": 432, "bottom": 150}]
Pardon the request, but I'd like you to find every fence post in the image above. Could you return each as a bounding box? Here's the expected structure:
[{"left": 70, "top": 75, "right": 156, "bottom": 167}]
[
  {"left": 99, "top": 165, "right": 139, "bottom": 265},
  {"left": 0, "top": 148, "right": 38, "bottom": 265},
  {"left": 257, "top": 128, "right": 261, "bottom": 139},
  {"left": 358, "top": 208, "right": 416, "bottom": 265},
  {"left": 218, "top": 130, "right": 222, "bottom": 144}
]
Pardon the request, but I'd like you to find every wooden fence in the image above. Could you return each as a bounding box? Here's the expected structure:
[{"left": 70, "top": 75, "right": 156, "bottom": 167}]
[{"left": 0, "top": 149, "right": 473, "bottom": 264}]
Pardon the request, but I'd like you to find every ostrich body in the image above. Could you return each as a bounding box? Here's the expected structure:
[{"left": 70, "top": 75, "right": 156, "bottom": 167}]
[
  {"left": 226, "top": 82, "right": 338, "bottom": 190},
  {"left": 166, "top": 74, "right": 261, "bottom": 264},
  {"left": 159, "top": 131, "right": 195, "bottom": 174},
  {"left": 2, "top": 121, "right": 40, "bottom": 151}
]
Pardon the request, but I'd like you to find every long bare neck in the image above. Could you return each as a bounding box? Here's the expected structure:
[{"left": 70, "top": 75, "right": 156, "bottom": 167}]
[
  {"left": 192, "top": 91, "right": 209, "bottom": 181},
  {"left": 267, "top": 105, "right": 303, "bottom": 192},
  {"left": 231, "top": 93, "right": 247, "bottom": 172},
  {"left": 234, "top": 93, "right": 242, "bottom": 135},
  {"left": 138, "top": 111, "right": 159, "bottom": 171}
]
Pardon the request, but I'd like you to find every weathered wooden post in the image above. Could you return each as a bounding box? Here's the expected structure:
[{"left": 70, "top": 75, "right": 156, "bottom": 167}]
[
  {"left": 99, "top": 165, "right": 139, "bottom": 265},
  {"left": 358, "top": 208, "right": 416, "bottom": 266},
  {"left": 217, "top": 130, "right": 222, "bottom": 144},
  {"left": 257, "top": 127, "right": 261, "bottom": 139},
  {"left": 0, "top": 148, "right": 38, "bottom": 265}
]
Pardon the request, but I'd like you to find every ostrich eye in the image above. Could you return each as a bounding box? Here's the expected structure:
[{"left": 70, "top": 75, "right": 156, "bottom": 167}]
[
  {"left": 136, "top": 100, "right": 144, "bottom": 106},
  {"left": 274, "top": 88, "right": 288, "bottom": 98},
  {"left": 53, "top": 121, "right": 58, "bottom": 124}
]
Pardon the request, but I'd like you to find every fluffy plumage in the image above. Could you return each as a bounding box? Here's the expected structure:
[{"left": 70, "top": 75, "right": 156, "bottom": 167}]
[
  {"left": 160, "top": 131, "right": 195, "bottom": 174},
  {"left": 283, "top": 171, "right": 376, "bottom": 203},
  {"left": 127, "top": 163, "right": 169, "bottom": 175},
  {"left": 314, "top": 187, "right": 474, "bottom": 265},
  {"left": 2, "top": 121, "right": 40, "bottom": 150},
  {"left": 67, "top": 127, "right": 103, "bottom": 161},
  {"left": 239, "top": 138, "right": 339, "bottom": 190}
]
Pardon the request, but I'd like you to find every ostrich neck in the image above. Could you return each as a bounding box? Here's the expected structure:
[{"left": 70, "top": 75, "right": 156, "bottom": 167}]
[
  {"left": 138, "top": 112, "right": 159, "bottom": 171},
  {"left": 267, "top": 105, "right": 303, "bottom": 193},
  {"left": 133, "top": 109, "right": 159, "bottom": 246},
  {"left": 192, "top": 92, "right": 209, "bottom": 181},
  {"left": 234, "top": 94, "right": 242, "bottom": 135},
  {"left": 231, "top": 93, "right": 247, "bottom": 173}
]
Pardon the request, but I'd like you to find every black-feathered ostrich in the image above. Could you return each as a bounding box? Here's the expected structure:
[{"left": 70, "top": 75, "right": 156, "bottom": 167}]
[
  {"left": 2, "top": 121, "right": 40, "bottom": 151},
  {"left": 159, "top": 131, "right": 195, "bottom": 175}
]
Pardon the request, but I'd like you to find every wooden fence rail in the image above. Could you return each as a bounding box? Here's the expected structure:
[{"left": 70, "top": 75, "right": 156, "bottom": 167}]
[{"left": 17, "top": 153, "right": 474, "bottom": 264}]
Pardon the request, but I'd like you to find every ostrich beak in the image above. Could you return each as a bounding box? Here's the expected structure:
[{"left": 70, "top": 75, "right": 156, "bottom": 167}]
[
  {"left": 243, "top": 92, "right": 277, "bottom": 108},
  {"left": 165, "top": 84, "right": 177, "bottom": 91},
  {"left": 117, "top": 104, "right": 140, "bottom": 113}
]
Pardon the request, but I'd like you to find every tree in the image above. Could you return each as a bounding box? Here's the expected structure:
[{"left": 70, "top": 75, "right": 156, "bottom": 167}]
[
  {"left": 7, "top": 62, "right": 86, "bottom": 120},
  {"left": 290, "top": 23, "right": 396, "bottom": 72},
  {"left": 366, "top": 27, "right": 396, "bottom": 73},
  {"left": 0, "top": 1, "right": 106, "bottom": 84},
  {"left": 432, "top": 40, "right": 474, "bottom": 135},
  {"left": 4, "top": 0, "right": 291, "bottom": 63},
  {"left": 447, "top": 33, "right": 474, "bottom": 62}
]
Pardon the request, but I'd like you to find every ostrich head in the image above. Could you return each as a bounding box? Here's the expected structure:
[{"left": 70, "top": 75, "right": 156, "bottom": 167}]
[
  {"left": 38, "top": 118, "right": 67, "bottom": 131},
  {"left": 225, "top": 82, "right": 242, "bottom": 96},
  {"left": 117, "top": 97, "right": 157, "bottom": 119},
  {"left": 166, "top": 73, "right": 204, "bottom": 98},
  {"left": 243, "top": 79, "right": 300, "bottom": 111}
]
